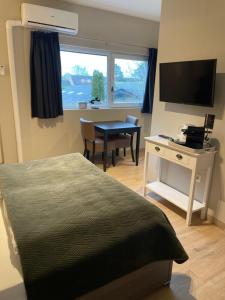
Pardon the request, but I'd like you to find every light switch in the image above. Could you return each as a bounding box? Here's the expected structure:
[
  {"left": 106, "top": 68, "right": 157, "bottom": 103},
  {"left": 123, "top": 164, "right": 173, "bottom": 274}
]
[{"left": 0, "top": 65, "right": 6, "bottom": 76}]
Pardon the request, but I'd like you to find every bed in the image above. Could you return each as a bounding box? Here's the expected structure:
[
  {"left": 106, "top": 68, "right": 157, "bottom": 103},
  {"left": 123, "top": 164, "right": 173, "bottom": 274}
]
[{"left": 0, "top": 153, "right": 188, "bottom": 300}]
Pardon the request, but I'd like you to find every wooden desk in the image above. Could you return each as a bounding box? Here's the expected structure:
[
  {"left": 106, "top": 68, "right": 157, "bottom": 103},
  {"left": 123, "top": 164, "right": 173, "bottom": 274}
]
[
  {"left": 144, "top": 136, "right": 216, "bottom": 226},
  {"left": 95, "top": 121, "right": 141, "bottom": 172}
]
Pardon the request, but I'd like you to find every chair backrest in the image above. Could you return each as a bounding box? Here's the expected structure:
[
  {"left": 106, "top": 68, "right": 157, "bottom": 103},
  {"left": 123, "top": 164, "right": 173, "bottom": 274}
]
[
  {"left": 126, "top": 115, "right": 139, "bottom": 126},
  {"left": 80, "top": 118, "right": 96, "bottom": 141}
]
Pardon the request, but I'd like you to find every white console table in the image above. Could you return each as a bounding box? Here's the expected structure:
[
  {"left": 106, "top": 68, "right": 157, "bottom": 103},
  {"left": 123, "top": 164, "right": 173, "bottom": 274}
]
[{"left": 144, "top": 136, "right": 216, "bottom": 226}]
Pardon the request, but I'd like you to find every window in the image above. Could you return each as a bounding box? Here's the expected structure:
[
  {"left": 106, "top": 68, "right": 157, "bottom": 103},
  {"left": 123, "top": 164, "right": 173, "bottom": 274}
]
[
  {"left": 113, "top": 57, "right": 148, "bottom": 105},
  {"left": 60, "top": 47, "right": 147, "bottom": 109},
  {"left": 61, "top": 50, "right": 108, "bottom": 109}
]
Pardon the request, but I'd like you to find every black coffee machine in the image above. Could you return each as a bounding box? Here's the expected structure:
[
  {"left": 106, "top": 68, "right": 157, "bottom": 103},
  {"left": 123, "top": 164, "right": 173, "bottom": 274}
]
[
  {"left": 183, "top": 126, "right": 205, "bottom": 149},
  {"left": 179, "top": 114, "right": 215, "bottom": 149}
]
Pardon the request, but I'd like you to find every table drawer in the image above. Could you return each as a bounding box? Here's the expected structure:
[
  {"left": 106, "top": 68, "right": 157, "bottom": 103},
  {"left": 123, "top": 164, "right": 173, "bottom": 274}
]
[
  {"left": 146, "top": 142, "right": 196, "bottom": 168},
  {"left": 147, "top": 143, "right": 166, "bottom": 157},
  {"left": 167, "top": 149, "right": 194, "bottom": 168}
]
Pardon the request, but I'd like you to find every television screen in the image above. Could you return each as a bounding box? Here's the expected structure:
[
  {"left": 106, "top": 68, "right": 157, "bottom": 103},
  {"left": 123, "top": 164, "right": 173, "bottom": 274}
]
[{"left": 160, "top": 59, "right": 217, "bottom": 107}]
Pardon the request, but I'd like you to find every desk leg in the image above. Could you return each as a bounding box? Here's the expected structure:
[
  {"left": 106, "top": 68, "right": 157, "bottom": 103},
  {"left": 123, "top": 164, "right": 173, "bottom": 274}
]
[
  {"left": 136, "top": 129, "right": 141, "bottom": 166},
  {"left": 157, "top": 158, "right": 162, "bottom": 182},
  {"left": 103, "top": 132, "right": 108, "bottom": 172},
  {"left": 144, "top": 147, "right": 149, "bottom": 196},
  {"left": 186, "top": 168, "right": 197, "bottom": 226},
  {"left": 201, "top": 165, "right": 214, "bottom": 220}
]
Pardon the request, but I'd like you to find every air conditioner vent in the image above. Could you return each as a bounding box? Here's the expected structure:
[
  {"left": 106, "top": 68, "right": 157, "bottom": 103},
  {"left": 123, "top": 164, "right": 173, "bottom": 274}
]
[{"left": 21, "top": 3, "right": 78, "bottom": 35}]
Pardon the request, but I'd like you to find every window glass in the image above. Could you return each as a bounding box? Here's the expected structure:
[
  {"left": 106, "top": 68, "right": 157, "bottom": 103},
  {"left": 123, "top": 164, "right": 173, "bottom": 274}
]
[
  {"left": 113, "top": 58, "right": 148, "bottom": 105},
  {"left": 61, "top": 51, "right": 108, "bottom": 109},
  {"left": 60, "top": 48, "right": 148, "bottom": 109}
]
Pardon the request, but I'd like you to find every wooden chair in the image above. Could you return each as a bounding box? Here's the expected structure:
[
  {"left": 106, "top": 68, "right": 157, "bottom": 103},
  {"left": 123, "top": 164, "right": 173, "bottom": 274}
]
[
  {"left": 122, "top": 115, "right": 139, "bottom": 162},
  {"left": 80, "top": 118, "right": 117, "bottom": 167}
]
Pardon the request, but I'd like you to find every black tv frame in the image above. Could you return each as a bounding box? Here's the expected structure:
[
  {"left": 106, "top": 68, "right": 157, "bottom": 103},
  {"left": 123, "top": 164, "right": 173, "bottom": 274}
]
[{"left": 159, "top": 59, "right": 217, "bottom": 107}]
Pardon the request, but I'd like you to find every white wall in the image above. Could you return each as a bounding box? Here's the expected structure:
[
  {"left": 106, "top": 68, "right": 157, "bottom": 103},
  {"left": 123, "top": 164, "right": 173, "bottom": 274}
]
[
  {"left": 0, "top": 0, "right": 159, "bottom": 162},
  {"left": 150, "top": 0, "right": 225, "bottom": 224}
]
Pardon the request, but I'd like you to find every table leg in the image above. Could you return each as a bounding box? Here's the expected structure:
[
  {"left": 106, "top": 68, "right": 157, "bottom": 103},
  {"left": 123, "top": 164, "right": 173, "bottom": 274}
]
[
  {"left": 144, "top": 146, "right": 149, "bottom": 196},
  {"left": 157, "top": 157, "right": 162, "bottom": 182},
  {"left": 92, "top": 141, "right": 95, "bottom": 164},
  {"left": 103, "top": 132, "right": 108, "bottom": 172},
  {"left": 135, "top": 128, "right": 141, "bottom": 166},
  {"left": 201, "top": 165, "right": 214, "bottom": 220},
  {"left": 186, "top": 168, "right": 197, "bottom": 226}
]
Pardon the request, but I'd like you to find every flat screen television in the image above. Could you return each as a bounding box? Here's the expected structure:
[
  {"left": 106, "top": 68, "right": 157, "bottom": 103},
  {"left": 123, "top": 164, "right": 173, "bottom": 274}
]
[{"left": 160, "top": 59, "right": 217, "bottom": 107}]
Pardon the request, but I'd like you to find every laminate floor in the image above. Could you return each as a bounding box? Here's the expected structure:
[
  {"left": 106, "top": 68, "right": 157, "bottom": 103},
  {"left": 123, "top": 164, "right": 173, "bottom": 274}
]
[{"left": 96, "top": 152, "right": 225, "bottom": 300}]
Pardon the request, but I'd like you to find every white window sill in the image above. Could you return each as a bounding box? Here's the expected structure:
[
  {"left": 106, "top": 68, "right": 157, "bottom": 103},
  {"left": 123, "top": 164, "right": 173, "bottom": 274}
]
[{"left": 64, "top": 105, "right": 142, "bottom": 111}]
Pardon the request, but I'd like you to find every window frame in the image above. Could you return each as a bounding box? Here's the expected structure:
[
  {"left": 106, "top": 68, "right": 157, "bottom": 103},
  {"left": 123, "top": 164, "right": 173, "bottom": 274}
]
[
  {"left": 60, "top": 44, "right": 148, "bottom": 109},
  {"left": 110, "top": 53, "right": 148, "bottom": 108}
]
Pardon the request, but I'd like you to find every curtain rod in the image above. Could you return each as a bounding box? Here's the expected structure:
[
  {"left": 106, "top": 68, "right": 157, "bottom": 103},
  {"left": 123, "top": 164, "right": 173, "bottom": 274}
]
[
  {"left": 62, "top": 34, "right": 150, "bottom": 51},
  {"left": 23, "top": 26, "right": 150, "bottom": 51}
]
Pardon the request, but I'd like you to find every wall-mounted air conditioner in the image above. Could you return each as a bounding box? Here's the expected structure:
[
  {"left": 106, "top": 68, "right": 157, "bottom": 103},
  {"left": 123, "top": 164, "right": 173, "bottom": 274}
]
[{"left": 21, "top": 3, "right": 78, "bottom": 35}]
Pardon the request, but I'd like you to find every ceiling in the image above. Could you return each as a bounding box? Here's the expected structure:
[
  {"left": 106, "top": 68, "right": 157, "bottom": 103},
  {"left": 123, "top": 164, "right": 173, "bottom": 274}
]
[{"left": 64, "top": 0, "right": 162, "bottom": 21}]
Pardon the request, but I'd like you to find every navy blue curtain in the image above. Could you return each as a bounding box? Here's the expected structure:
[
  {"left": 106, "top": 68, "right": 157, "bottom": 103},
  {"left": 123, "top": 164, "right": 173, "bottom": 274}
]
[
  {"left": 141, "top": 48, "right": 158, "bottom": 114},
  {"left": 30, "top": 31, "right": 63, "bottom": 119}
]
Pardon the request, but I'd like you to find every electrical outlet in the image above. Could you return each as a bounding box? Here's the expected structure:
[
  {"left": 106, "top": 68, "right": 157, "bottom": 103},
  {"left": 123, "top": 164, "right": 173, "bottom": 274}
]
[{"left": 196, "top": 175, "right": 201, "bottom": 183}]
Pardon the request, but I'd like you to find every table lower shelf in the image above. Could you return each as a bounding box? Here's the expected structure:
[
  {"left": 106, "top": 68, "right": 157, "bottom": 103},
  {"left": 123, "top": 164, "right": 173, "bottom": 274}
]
[{"left": 146, "top": 181, "right": 204, "bottom": 213}]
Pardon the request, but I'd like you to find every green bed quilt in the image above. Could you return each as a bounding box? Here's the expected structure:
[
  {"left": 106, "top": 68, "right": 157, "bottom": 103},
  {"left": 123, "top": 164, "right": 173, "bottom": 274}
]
[{"left": 0, "top": 153, "right": 188, "bottom": 300}]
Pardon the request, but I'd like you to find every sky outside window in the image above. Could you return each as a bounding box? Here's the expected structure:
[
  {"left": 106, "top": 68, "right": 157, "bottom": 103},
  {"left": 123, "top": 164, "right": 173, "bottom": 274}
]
[{"left": 61, "top": 51, "right": 107, "bottom": 76}]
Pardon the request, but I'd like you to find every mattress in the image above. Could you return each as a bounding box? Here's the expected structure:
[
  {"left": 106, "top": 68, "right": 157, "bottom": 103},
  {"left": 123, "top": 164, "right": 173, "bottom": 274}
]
[
  {"left": 0, "top": 196, "right": 26, "bottom": 300},
  {"left": 0, "top": 153, "right": 188, "bottom": 300},
  {"left": 2, "top": 197, "right": 19, "bottom": 256}
]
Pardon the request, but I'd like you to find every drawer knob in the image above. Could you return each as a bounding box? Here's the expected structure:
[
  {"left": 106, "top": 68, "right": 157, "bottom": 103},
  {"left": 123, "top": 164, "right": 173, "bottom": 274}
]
[
  {"left": 155, "top": 146, "right": 160, "bottom": 152},
  {"left": 176, "top": 154, "right": 183, "bottom": 160}
]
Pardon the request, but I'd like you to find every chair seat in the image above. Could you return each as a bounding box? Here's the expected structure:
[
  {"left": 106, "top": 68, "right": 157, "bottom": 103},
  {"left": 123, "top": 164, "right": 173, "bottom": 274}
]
[
  {"left": 86, "top": 137, "right": 116, "bottom": 152},
  {"left": 114, "top": 135, "right": 131, "bottom": 148},
  {"left": 80, "top": 118, "right": 119, "bottom": 169}
]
